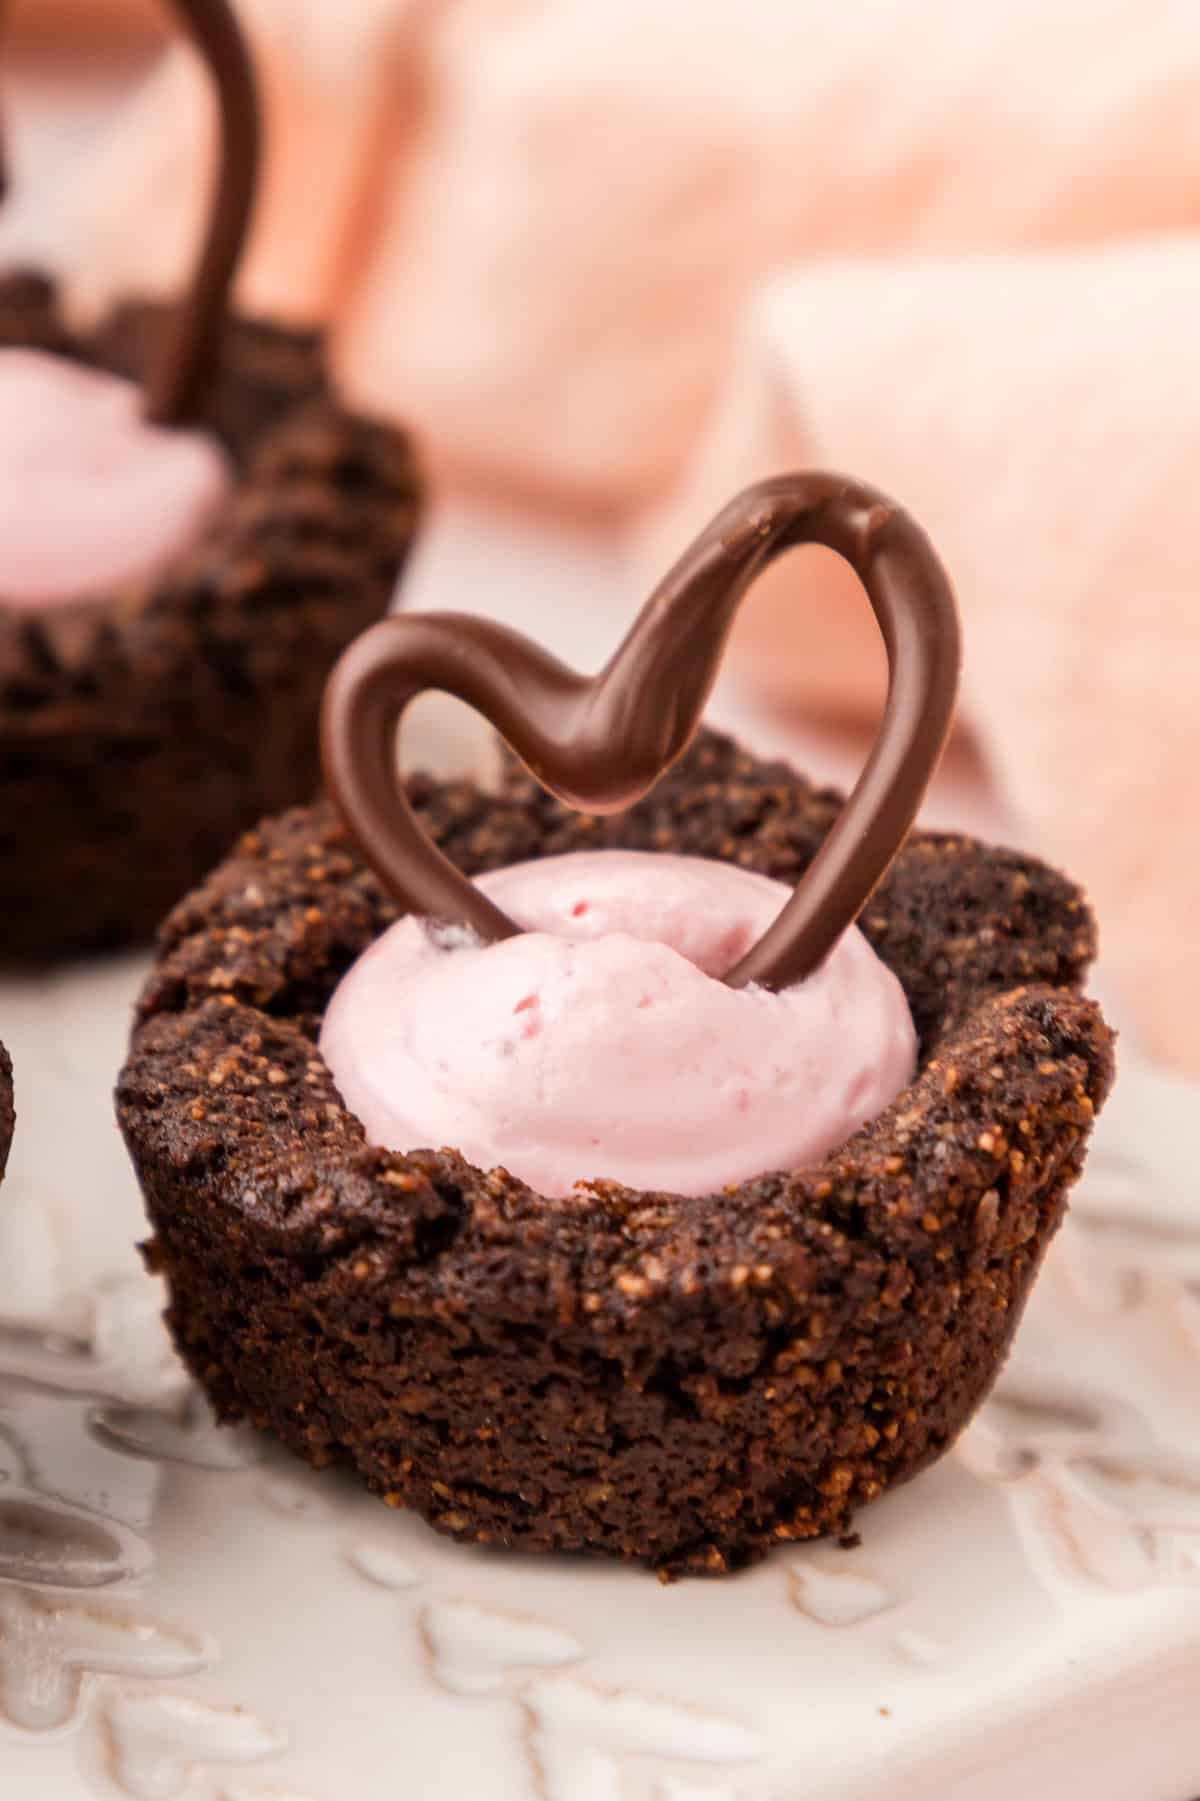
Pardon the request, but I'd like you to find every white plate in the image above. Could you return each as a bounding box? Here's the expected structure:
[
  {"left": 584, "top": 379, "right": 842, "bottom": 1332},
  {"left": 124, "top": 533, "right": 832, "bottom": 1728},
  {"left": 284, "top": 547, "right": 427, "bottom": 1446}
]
[{"left": 1, "top": 947, "right": 1199, "bottom": 1801}]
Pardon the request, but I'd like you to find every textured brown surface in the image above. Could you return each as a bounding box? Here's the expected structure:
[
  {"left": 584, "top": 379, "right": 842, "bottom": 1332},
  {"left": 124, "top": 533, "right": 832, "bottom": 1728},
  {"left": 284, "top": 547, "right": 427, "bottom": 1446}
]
[
  {"left": 0, "top": 1040, "right": 12, "bottom": 1186},
  {"left": 118, "top": 730, "right": 1115, "bottom": 1574},
  {"left": 0, "top": 273, "right": 421, "bottom": 960}
]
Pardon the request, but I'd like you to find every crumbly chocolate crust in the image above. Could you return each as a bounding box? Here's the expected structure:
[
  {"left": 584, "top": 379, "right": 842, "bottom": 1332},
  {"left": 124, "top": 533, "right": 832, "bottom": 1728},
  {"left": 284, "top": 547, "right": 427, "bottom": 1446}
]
[
  {"left": 0, "top": 273, "right": 421, "bottom": 960},
  {"left": 118, "top": 731, "right": 1115, "bottom": 1574},
  {"left": 0, "top": 1041, "right": 12, "bottom": 1185}
]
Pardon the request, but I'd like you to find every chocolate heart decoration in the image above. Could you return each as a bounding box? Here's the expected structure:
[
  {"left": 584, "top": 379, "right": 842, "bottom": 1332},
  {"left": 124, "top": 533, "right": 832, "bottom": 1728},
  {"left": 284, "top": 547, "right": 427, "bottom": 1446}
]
[
  {"left": 0, "top": 1, "right": 258, "bottom": 428},
  {"left": 321, "top": 472, "right": 961, "bottom": 990},
  {"left": 143, "top": 0, "right": 260, "bottom": 426}
]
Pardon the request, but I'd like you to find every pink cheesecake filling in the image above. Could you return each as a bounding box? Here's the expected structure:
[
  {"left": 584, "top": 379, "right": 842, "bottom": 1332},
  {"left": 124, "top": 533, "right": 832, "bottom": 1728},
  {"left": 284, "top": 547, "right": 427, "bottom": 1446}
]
[
  {"left": 320, "top": 850, "right": 917, "bottom": 1198},
  {"left": 0, "top": 349, "right": 231, "bottom": 609}
]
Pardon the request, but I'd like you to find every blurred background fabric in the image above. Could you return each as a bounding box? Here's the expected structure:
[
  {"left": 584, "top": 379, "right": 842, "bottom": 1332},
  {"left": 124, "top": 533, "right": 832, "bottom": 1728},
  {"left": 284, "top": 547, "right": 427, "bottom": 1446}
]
[{"left": 7, "top": 0, "right": 1200, "bottom": 1072}]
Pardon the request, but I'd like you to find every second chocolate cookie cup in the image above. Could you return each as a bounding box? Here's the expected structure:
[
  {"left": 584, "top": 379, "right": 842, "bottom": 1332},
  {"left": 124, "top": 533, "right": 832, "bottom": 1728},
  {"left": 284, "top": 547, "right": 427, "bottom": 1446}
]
[{"left": 0, "top": 276, "right": 421, "bottom": 959}]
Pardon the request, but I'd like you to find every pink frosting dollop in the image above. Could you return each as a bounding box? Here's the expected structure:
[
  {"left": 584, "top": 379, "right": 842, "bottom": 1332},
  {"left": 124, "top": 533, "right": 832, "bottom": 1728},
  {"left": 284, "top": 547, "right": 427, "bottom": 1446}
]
[
  {"left": 320, "top": 850, "right": 917, "bottom": 1198},
  {"left": 0, "top": 349, "right": 231, "bottom": 609}
]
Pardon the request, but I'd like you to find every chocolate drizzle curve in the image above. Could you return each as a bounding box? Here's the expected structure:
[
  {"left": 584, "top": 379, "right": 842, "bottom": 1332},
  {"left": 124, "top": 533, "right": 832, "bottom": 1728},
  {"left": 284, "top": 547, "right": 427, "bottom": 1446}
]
[
  {"left": 321, "top": 472, "right": 962, "bottom": 989},
  {"left": 143, "top": 0, "right": 260, "bottom": 426}
]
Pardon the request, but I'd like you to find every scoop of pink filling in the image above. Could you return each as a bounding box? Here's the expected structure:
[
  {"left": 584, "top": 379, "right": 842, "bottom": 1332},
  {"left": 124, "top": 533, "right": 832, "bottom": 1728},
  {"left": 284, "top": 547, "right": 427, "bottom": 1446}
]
[
  {"left": 0, "top": 349, "right": 231, "bottom": 608},
  {"left": 320, "top": 850, "right": 917, "bottom": 1198}
]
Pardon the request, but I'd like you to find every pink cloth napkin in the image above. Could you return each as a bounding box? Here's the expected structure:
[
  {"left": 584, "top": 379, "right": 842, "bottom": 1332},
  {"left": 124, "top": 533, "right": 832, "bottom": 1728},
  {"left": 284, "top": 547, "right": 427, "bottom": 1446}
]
[
  {"left": 67, "top": 0, "right": 418, "bottom": 334},
  {"left": 643, "top": 242, "right": 1200, "bottom": 1073},
  {"left": 62, "top": 0, "right": 1200, "bottom": 1070},
  {"left": 69, "top": 0, "right": 1200, "bottom": 505}
]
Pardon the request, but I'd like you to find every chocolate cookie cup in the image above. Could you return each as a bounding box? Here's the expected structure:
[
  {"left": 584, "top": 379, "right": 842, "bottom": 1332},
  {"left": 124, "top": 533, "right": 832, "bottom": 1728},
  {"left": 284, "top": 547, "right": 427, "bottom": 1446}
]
[
  {"left": 0, "top": 275, "right": 420, "bottom": 958},
  {"left": 0, "top": 1041, "right": 12, "bottom": 1186},
  {"left": 0, "top": 0, "right": 421, "bottom": 960},
  {"left": 118, "top": 726, "right": 1113, "bottom": 1574}
]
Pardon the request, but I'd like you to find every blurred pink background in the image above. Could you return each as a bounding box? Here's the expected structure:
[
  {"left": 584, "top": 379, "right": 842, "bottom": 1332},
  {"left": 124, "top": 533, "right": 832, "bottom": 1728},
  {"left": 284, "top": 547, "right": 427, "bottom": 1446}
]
[{"left": 3, "top": 0, "right": 1198, "bottom": 1074}]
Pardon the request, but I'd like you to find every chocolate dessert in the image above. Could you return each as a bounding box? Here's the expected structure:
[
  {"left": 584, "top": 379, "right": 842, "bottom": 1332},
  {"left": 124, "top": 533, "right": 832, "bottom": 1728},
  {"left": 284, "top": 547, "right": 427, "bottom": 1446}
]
[
  {"left": 0, "top": 0, "right": 420, "bottom": 959},
  {"left": 0, "top": 1041, "right": 12, "bottom": 1186},
  {"left": 117, "top": 475, "right": 1114, "bottom": 1573}
]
